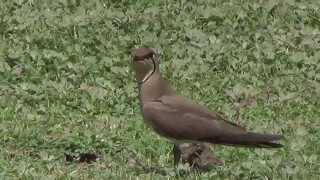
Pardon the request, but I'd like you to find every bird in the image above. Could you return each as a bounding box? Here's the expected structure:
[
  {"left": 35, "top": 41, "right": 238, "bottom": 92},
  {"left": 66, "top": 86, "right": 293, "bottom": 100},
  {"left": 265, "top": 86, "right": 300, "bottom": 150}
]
[{"left": 131, "top": 47, "right": 283, "bottom": 166}]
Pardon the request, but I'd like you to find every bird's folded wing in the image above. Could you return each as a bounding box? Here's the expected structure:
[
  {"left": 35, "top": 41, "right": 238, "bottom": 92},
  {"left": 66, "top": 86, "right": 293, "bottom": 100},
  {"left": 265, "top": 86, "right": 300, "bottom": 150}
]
[
  {"left": 160, "top": 95, "right": 246, "bottom": 131},
  {"left": 142, "top": 96, "right": 247, "bottom": 141}
]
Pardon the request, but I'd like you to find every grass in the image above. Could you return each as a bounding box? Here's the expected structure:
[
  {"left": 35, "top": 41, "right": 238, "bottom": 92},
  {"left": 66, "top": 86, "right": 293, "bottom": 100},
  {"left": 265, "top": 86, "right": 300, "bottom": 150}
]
[{"left": 0, "top": 0, "right": 320, "bottom": 179}]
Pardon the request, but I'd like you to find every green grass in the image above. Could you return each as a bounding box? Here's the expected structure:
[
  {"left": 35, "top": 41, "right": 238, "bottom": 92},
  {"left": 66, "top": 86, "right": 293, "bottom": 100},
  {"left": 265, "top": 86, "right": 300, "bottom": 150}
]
[{"left": 1, "top": 0, "right": 320, "bottom": 179}]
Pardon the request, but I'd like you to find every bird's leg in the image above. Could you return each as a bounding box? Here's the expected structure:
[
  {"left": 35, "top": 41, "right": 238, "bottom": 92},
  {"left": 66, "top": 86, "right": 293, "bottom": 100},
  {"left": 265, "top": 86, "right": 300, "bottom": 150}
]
[{"left": 172, "top": 144, "right": 181, "bottom": 167}]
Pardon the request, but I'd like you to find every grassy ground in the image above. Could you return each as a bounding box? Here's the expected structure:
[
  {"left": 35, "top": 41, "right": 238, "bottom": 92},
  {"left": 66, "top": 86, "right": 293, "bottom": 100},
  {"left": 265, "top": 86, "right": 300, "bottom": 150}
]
[{"left": 1, "top": 0, "right": 320, "bottom": 179}]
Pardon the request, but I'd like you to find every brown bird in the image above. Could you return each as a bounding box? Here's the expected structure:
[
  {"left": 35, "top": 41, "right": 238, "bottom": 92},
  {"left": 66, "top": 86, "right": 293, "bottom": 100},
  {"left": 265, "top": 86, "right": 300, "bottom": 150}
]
[{"left": 131, "top": 47, "right": 283, "bottom": 166}]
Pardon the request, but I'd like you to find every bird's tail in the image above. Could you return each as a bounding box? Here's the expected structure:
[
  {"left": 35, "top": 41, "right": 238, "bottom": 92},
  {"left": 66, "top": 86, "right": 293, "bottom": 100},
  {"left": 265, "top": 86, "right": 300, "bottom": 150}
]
[{"left": 207, "top": 132, "right": 283, "bottom": 148}]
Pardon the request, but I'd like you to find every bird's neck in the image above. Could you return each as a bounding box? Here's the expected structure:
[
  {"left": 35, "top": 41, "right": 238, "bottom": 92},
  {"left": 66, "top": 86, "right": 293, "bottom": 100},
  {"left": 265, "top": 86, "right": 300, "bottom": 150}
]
[{"left": 138, "top": 72, "right": 175, "bottom": 103}]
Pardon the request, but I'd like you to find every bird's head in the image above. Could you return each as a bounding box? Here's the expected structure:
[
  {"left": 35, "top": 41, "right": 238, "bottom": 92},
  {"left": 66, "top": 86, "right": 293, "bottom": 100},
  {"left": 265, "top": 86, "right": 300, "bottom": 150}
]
[{"left": 131, "top": 48, "right": 160, "bottom": 84}]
